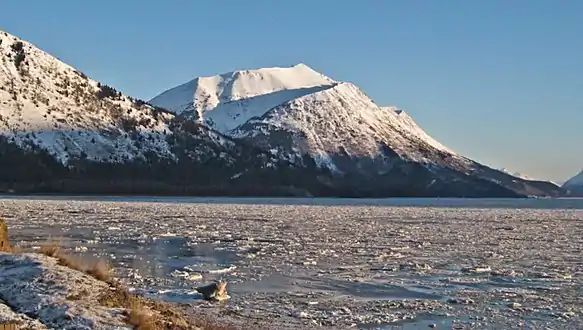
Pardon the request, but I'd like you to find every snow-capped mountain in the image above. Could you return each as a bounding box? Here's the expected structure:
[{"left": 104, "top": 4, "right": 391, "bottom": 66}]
[
  {"left": 150, "top": 64, "right": 562, "bottom": 197},
  {"left": 151, "top": 65, "right": 462, "bottom": 169},
  {"left": 150, "top": 63, "right": 336, "bottom": 132},
  {"left": 0, "top": 29, "right": 320, "bottom": 196}
]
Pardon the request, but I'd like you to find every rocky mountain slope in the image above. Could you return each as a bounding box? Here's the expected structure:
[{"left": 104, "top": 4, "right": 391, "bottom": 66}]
[{"left": 150, "top": 65, "right": 562, "bottom": 197}]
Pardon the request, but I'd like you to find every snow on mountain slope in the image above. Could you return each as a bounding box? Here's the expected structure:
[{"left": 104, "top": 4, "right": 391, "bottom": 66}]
[
  {"left": 563, "top": 169, "right": 583, "bottom": 188},
  {"left": 385, "top": 107, "right": 456, "bottom": 155},
  {"left": 499, "top": 168, "right": 536, "bottom": 181},
  {"left": 149, "top": 65, "right": 500, "bottom": 171},
  {"left": 231, "top": 81, "right": 466, "bottom": 170},
  {"left": 151, "top": 64, "right": 464, "bottom": 167},
  {"left": 0, "top": 29, "right": 337, "bottom": 198},
  {"left": 150, "top": 64, "right": 337, "bottom": 132},
  {"left": 0, "top": 30, "right": 175, "bottom": 164}
]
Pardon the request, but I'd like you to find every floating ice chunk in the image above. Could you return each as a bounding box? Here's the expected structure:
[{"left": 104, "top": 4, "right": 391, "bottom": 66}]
[
  {"left": 170, "top": 269, "right": 203, "bottom": 281},
  {"left": 462, "top": 265, "right": 492, "bottom": 274},
  {"left": 205, "top": 265, "right": 237, "bottom": 274},
  {"left": 399, "top": 262, "right": 431, "bottom": 271}
]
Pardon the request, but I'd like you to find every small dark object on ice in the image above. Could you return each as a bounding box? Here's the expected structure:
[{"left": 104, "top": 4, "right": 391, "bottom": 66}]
[{"left": 196, "top": 280, "right": 230, "bottom": 301}]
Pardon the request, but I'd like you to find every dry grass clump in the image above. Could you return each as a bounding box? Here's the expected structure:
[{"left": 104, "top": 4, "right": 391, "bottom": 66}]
[
  {"left": 127, "top": 306, "right": 156, "bottom": 330},
  {"left": 37, "top": 239, "right": 113, "bottom": 283},
  {"left": 86, "top": 259, "right": 111, "bottom": 282},
  {"left": 99, "top": 285, "right": 199, "bottom": 330},
  {"left": 0, "top": 218, "right": 13, "bottom": 253},
  {"left": 124, "top": 295, "right": 157, "bottom": 330},
  {"left": 38, "top": 239, "right": 61, "bottom": 257},
  {"left": 98, "top": 284, "right": 241, "bottom": 330}
]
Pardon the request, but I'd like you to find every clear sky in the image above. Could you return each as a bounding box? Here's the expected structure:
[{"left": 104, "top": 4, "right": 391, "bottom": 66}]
[{"left": 1, "top": 0, "right": 581, "bottom": 183}]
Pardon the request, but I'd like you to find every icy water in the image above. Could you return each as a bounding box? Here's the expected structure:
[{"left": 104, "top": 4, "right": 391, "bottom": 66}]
[{"left": 1, "top": 196, "right": 583, "bottom": 329}]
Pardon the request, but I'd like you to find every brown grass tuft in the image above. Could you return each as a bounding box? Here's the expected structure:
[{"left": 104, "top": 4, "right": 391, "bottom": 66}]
[
  {"left": 99, "top": 285, "right": 198, "bottom": 329},
  {"left": 126, "top": 297, "right": 157, "bottom": 330},
  {"left": 38, "top": 240, "right": 62, "bottom": 257},
  {"left": 37, "top": 240, "right": 112, "bottom": 284},
  {"left": 87, "top": 259, "right": 111, "bottom": 282},
  {"left": 0, "top": 218, "right": 13, "bottom": 253}
]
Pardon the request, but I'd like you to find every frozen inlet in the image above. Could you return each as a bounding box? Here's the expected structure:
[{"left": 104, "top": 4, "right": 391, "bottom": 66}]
[{"left": 1, "top": 197, "right": 582, "bottom": 329}]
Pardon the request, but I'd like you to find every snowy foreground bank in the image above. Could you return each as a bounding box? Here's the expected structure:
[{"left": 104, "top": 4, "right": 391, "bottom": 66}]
[{"left": 0, "top": 252, "right": 129, "bottom": 329}]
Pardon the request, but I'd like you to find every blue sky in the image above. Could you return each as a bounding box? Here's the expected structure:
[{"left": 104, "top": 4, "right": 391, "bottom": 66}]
[{"left": 1, "top": 0, "right": 581, "bottom": 182}]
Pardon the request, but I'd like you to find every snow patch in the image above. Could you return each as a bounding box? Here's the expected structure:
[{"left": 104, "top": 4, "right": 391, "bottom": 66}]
[{"left": 385, "top": 107, "right": 456, "bottom": 155}]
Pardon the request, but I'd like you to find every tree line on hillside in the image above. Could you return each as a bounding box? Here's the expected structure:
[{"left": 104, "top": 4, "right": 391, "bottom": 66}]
[
  {"left": 0, "top": 134, "right": 329, "bottom": 197},
  {"left": 0, "top": 133, "right": 526, "bottom": 198}
]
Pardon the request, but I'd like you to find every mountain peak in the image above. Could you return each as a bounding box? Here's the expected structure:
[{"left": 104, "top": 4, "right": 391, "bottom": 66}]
[
  {"left": 203, "top": 63, "right": 335, "bottom": 99},
  {"left": 149, "top": 63, "right": 337, "bottom": 131},
  {"left": 288, "top": 62, "right": 319, "bottom": 72}
]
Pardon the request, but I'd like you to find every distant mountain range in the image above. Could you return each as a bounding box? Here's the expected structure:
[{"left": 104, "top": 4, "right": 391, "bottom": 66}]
[{"left": 0, "top": 29, "right": 564, "bottom": 197}]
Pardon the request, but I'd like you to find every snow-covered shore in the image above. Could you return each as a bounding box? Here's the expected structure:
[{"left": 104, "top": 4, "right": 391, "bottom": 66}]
[{"left": 0, "top": 252, "right": 129, "bottom": 329}]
